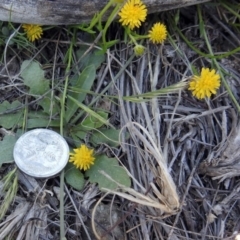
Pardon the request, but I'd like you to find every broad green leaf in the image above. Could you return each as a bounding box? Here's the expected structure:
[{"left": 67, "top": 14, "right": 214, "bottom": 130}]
[
  {"left": 26, "top": 111, "right": 60, "bottom": 128},
  {"left": 90, "top": 129, "right": 121, "bottom": 147},
  {"left": 70, "top": 129, "right": 87, "bottom": 142},
  {"left": 67, "top": 96, "right": 113, "bottom": 128},
  {"left": 27, "top": 118, "right": 60, "bottom": 128},
  {"left": 38, "top": 93, "right": 60, "bottom": 115},
  {"left": 65, "top": 65, "right": 96, "bottom": 122},
  {"left": 79, "top": 111, "right": 108, "bottom": 131},
  {"left": 69, "top": 131, "right": 84, "bottom": 147},
  {"left": 65, "top": 163, "right": 85, "bottom": 191},
  {"left": 76, "top": 47, "right": 105, "bottom": 71},
  {"left": 85, "top": 155, "right": 131, "bottom": 190},
  {"left": 0, "top": 101, "right": 23, "bottom": 128},
  {"left": 68, "top": 111, "right": 108, "bottom": 143},
  {"left": 0, "top": 135, "right": 17, "bottom": 167},
  {"left": 20, "top": 60, "right": 59, "bottom": 114},
  {"left": 20, "top": 60, "right": 49, "bottom": 95}
]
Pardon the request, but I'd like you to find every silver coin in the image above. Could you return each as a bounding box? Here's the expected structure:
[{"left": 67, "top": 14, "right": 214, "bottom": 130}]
[{"left": 13, "top": 129, "right": 69, "bottom": 178}]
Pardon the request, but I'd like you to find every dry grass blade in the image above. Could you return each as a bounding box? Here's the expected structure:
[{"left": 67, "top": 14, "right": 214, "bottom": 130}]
[
  {"left": 0, "top": 201, "right": 30, "bottom": 240},
  {"left": 1, "top": 0, "right": 240, "bottom": 239},
  {"left": 125, "top": 122, "right": 179, "bottom": 210},
  {"left": 199, "top": 125, "right": 240, "bottom": 181}
]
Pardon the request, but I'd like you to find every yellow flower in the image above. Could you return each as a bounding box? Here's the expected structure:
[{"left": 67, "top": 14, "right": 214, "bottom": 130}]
[
  {"left": 118, "top": 0, "right": 147, "bottom": 30},
  {"left": 188, "top": 68, "right": 221, "bottom": 99},
  {"left": 22, "top": 24, "right": 43, "bottom": 42},
  {"left": 69, "top": 145, "right": 95, "bottom": 171},
  {"left": 134, "top": 44, "right": 145, "bottom": 56},
  {"left": 148, "top": 22, "right": 167, "bottom": 44}
]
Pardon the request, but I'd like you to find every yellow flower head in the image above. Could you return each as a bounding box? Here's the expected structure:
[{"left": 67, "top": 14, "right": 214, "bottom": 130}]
[
  {"left": 118, "top": 0, "right": 147, "bottom": 30},
  {"left": 148, "top": 22, "right": 167, "bottom": 44},
  {"left": 69, "top": 144, "right": 95, "bottom": 171},
  {"left": 134, "top": 44, "right": 145, "bottom": 56},
  {"left": 188, "top": 68, "right": 221, "bottom": 99},
  {"left": 22, "top": 24, "right": 43, "bottom": 42}
]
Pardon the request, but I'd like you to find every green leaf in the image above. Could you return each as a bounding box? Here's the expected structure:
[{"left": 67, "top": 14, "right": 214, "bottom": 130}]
[
  {"left": 70, "top": 129, "right": 87, "bottom": 141},
  {"left": 69, "top": 131, "right": 84, "bottom": 147},
  {"left": 191, "top": 65, "right": 199, "bottom": 75},
  {"left": 26, "top": 111, "right": 60, "bottom": 128},
  {"left": 27, "top": 118, "right": 60, "bottom": 128},
  {"left": 0, "top": 101, "right": 23, "bottom": 128},
  {"left": 20, "top": 61, "right": 59, "bottom": 114},
  {"left": 20, "top": 60, "right": 49, "bottom": 95},
  {"left": 90, "top": 129, "right": 122, "bottom": 147},
  {"left": 85, "top": 155, "right": 131, "bottom": 190},
  {"left": 0, "top": 135, "right": 17, "bottom": 167},
  {"left": 80, "top": 111, "right": 108, "bottom": 131},
  {"left": 174, "top": 9, "right": 180, "bottom": 25},
  {"left": 67, "top": 97, "right": 113, "bottom": 128},
  {"left": 100, "top": 40, "right": 119, "bottom": 53},
  {"left": 76, "top": 47, "right": 105, "bottom": 71},
  {"left": 38, "top": 93, "right": 60, "bottom": 115},
  {"left": 65, "top": 65, "right": 96, "bottom": 122},
  {"left": 68, "top": 111, "right": 108, "bottom": 143},
  {"left": 65, "top": 163, "right": 85, "bottom": 191}
]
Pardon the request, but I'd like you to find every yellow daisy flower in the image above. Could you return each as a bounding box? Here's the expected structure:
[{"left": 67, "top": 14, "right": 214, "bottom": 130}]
[
  {"left": 118, "top": 0, "right": 147, "bottom": 30},
  {"left": 148, "top": 22, "right": 167, "bottom": 44},
  {"left": 69, "top": 144, "right": 95, "bottom": 171},
  {"left": 188, "top": 68, "right": 221, "bottom": 99},
  {"left": 22, "top": 24, "right": 43, "bottom": 42},
  {"left": 134, "top": 44, "right": 145, "bottom": 56}
]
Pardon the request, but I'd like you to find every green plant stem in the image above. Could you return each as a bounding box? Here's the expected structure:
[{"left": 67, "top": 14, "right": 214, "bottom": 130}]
[
  {"left": 197, "top": 6, "right": 240, "bottom": 113},
  {"left": 128, "top": 33, "right": 138, "bottom": 45},
  {"left": 83, "top": 0, "right": 118, "bottom": 32},
  {"left": 221, "top": 1, "right": 240, "bottom": 18},
  {"left": 102, "top": 4, "right": 121, "bottom": 49},
  {"left": 59, "top": 31, "right": 75, "bottom": 240},
  {"left": 68, "top": 78, "right": 187, "bottom": 103},
  {"left": 170, "top": 16, "right": 240, "bottom": 60}
]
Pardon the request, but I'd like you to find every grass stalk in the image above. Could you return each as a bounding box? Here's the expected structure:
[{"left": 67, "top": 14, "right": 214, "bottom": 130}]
[{"left": 59, "top": 29, "right": 75, "bottom": 240}]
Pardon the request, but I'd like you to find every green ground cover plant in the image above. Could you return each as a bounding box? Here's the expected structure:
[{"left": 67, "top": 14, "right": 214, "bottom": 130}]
[{"left": 0, "top": 0, "right": 240, "bottom": 239}]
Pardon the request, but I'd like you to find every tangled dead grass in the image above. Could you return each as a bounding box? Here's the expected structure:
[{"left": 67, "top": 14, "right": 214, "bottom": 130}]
[{"left": 0, "top": 1, "right": 240, "bottom": 239}]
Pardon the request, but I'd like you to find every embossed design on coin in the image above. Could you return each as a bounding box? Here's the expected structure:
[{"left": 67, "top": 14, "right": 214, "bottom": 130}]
[{"left": 13, "top": 129, "right": 69, "bottom": 178}]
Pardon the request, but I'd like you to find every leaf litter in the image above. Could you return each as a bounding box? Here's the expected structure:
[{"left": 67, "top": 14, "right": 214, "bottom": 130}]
[{"left": 0, "top": 1, "right": 240, "bottom": 239}]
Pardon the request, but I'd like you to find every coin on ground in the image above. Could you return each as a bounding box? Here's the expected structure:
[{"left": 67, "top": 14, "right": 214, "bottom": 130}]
[{"left": 13, "top": 129, "right": 69, "bottom": 178}]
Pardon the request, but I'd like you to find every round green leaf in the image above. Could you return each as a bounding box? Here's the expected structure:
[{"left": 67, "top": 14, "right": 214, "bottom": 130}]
[
  {"left": 65, "top": 163, "right": 85, "bottom": 191},
  {"left": 85, "top": 155, "right": 131, "bottom": 190}
]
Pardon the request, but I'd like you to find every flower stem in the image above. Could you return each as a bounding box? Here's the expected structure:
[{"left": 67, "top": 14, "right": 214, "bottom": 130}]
[
  {"left": 59, "top": 29, "right": 75, "bottom": 240},
  {"left": 197, "top": 5, "right": 240, "bottom": 113},
  {"left": 102, "top": 4, "right": 121, "bottom": 50}
]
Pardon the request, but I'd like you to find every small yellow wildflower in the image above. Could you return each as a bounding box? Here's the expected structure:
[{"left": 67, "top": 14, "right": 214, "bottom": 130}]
[
  {"left": 118, "top": 0, "right": 147, "bottom": 30},
  {"left": 188, "top": 68, "right": 221, "bottom": 99},
  {"left": 134, "top": 44, "right": 145, "bottom": 56},
  {"left": 148, "top": 22, "right": 167, "bottom": 44},
  {"left": 69, "top": 145, "right": 95, "bottom": 171},
  {"left": 22, "top": 24, "right": 43, "bottom": 42}
]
